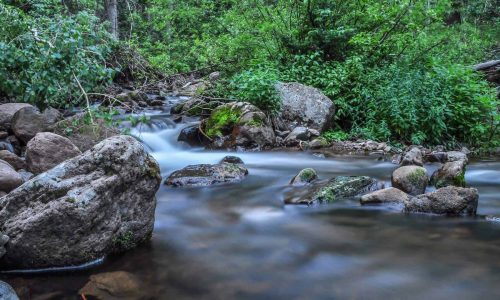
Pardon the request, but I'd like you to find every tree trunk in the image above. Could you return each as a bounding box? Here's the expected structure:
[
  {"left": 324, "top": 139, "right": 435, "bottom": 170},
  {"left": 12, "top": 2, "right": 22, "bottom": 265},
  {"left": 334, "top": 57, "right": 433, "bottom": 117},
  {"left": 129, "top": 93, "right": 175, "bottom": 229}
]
[{"left": 105, "top": 0, "right": 119, "bottom": 39}]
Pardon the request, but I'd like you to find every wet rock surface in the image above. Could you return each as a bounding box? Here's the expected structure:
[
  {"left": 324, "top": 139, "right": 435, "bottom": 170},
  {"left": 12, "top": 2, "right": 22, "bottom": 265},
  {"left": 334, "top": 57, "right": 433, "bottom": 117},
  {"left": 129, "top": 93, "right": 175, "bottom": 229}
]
[
  {"left": 0, "top": 135, "right": 161, "bottom": 269},
  {"left": 79, "top": 271, "right": 146, "bottom": 300},
  {"left": 165, "top": 163, "right": 249, "bottom": 187},
  {"left": 403, "top": 186, "right": 478, "bottom": 215},
  {"left": 178, "top": 124, "right": 209, "bottom": 147},
  {"left": 391, "top": 166, "right": 429, "bottom": 196},
  {"left": 431, "top": 160, "right": 466, "bottom": 188},
  {"left": 0, "top": 280, "right": 19, "bottom": 300},
  {"left": 0, "top": 160, "right": 23, "bottom": 193},
  {"left": 360, "top": 187, "right": 410, "bottom": 205},
  {"left": 290, "top": 168, "right": 318, "bottom": 185},
  {"left": 220, "top": 156, "right": 244, "bottom": 164}
]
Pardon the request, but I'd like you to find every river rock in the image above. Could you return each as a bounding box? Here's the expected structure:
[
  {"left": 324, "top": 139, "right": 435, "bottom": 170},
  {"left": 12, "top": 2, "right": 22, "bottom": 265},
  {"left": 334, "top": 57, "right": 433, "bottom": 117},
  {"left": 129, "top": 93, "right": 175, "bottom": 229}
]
[
  {"left": 25, "top": 132, "right": 82, "bottom": 174},
  {"left": 391, "top": 166, "right": 428, "bottom": 196},
  {"left": 284, "top": 127, "right": 311, "bottom": 146},
  {"left": 178, "top": 124, "right": 209, "bottom": 147},
  {"left": 0, "top": 160, "right": 23, "bottom": 193},
  {"left": 80, "top": 271, "right": 145, "bottom": 300},
  {"left": 0, "top": 235, "right": 8, "bottom": 258},
  {"left": 204, "top": 102, "right": 275, "bottom": 150},
  {"left": 0, "top": 135, "right": 161, "bottom": 269},
  {"left": 446, "top": 151, "right": 468, "bottom": 163},
  {"left": 275, "top": 82, "right": 335, "bottom": 132},
  {"left": 165, "top": 163, "right": 248, "bottom": 187},
  {"left": 403, "top": 186, "right": 478, "bottom": 215},
  {"left": 286, "top": 176, "right": 380, "bottom": 205},
  {"left": 400, "top": 147, "right": 423, "bottom": 166},
  {"left": 11, "top": 106, "right": 62, "bottom": 143},
  {"left": 220, "top": 156, "right": 244, "bottom": 164},
  {"left": 0, "top": 103, "right": 33, "bottom": 131},
  {"left": 360, "top": 187, "right": 410, "bottom": 205},
  {"left": 309, "top": 137, "right": 329, "bottom": 149},
  {"left": 53, "top": 113, "right": 120, "bottom": 152},
  {"left": 0, "top": 280, "right": 19, "bottom": 300},
  {"left": 290, "top": 168, "right": 318, "bottom": 185},
  {"left": 431, "top": 160, "right": 466, "bottom": 188},
  {"left": 0, "top": 150, "right": 25, "bottom": 170}
]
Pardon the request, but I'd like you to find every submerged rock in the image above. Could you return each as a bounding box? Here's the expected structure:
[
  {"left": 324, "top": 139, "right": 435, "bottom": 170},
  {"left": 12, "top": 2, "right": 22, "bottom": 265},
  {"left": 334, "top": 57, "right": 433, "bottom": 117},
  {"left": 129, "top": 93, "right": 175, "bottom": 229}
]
[
  {"left": 275, "top": 82, "right": 335, "bottom": 132},
  {"left": 0, "top": 280, "right": 19, "bottom": 300},
  {"left": 403, "top": 186, "right": 478, "bottom": 215},
  {"left": 286, "top": 176, "right": 380, "bottom": 205},
  {"left": 25, "top": 132, "right": 82, "bottom": 174},
  {"left": 80, "top": 271, "right": 145, "bottom": 300},
  {"left": 165, "top": 163, "right": 248, "bottom": 187},
  {"left": 0, "top": 135, "right": 161, "bottom": 269},
  {"left": 431, "top": 160, "right": 466, "bottom": 188},
  {"left": 360, "top": 187, "right": 410, "bottom": 205},
  {"left": 290, "top": 168, "right": 318, "bottom": 185},
  {"left": 0, "top": 160, "right": 23, "bottom": 193},
  {"left": 391, "top": 166, "right": 428, "bottom": 196}
]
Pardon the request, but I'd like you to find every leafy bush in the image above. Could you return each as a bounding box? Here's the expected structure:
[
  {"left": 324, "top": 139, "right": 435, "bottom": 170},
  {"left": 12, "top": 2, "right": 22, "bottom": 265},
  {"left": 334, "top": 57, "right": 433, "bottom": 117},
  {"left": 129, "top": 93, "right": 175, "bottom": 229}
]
[
  {"left": 0, "top": 3, "right": 115, "bottom": 108},
  {"left": 322, "top": 130, "right": 350, "bottom": 143}
]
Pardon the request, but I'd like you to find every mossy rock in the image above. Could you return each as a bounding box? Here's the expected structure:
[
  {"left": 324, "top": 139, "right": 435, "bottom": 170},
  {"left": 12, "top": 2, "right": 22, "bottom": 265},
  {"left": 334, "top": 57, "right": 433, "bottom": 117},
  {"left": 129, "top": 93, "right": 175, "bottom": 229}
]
[
  {"left": 290, "top": 168, "right": 318, "bottom": 185},
  {"left": 431, "top": 160, "right": 466, "bottom": 188}
]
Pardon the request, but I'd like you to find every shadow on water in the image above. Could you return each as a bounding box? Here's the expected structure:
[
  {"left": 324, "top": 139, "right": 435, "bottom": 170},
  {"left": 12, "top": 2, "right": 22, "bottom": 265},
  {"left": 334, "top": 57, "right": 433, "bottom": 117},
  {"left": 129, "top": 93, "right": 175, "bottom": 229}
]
[{"left": 2, "top": 96, "right": 500, "bottom": 300}]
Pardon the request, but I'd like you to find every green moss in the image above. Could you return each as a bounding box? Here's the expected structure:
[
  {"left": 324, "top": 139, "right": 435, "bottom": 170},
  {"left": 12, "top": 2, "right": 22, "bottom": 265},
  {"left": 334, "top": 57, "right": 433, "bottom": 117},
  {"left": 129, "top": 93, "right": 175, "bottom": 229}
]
[
  {"left": 314, "top": 176, "right": 376, "bottom": 203},
  {"left": 205, "top": 106, "right": 242, "bottom": 138},
  {"left": 299, "top": 168, "right": 317, "bottom": 182},
  {"left": 408, "top": 168, "right": 427, "bottom": 186},
  {"left": 113, "top": 231, "right": 136, "bottom": 251},
  {"left": 453, "top": 169, "right": 466, "bottom": 187},
  {"left": 66, "top": 197, "right": 76, "bottom": 204}
]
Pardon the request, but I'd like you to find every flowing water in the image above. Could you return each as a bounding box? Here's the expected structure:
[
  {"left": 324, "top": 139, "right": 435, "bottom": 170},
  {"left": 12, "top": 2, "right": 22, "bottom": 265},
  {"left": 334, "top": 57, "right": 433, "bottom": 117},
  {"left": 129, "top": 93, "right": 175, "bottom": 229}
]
[{"left": 2, "top": 97, "right": 500, "bottom": 300}]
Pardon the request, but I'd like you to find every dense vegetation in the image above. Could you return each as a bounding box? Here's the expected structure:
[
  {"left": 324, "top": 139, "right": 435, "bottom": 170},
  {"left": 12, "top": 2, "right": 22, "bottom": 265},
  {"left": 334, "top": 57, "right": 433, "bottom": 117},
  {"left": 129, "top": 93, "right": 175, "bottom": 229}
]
[{"left": 0, "top": 0, "right": 498, "bottom": 148}]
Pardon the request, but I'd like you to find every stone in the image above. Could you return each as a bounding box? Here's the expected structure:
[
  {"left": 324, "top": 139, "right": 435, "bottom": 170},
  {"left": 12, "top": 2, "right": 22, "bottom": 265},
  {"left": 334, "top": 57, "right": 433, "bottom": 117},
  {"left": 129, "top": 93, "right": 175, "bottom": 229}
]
[
  {"left": 0, "top": 235, "right": 9, "bottom": 258},
  {"left": 0, "top": 131, "right": 8, "bottom": 139},
  {"left": 80, "top": 271, "right": 145, "bottom": 300},
  {"left": 403, "top": 186, "right": 478, "bottom": 215},
  {"left": 446, "top": 151, "right": 468, "bottom": 163},
  {"left": 179, "top": 80, "right": 209, "bottom": 96},
  {"left": 26, "top": 132, "right": 82, "bottom": 174},
  {"left": 290, "top": 168, "right": 318, "bottom": 185},
  {"left": 17, "top": 170, "right": 34, "bottom": 182},
  {"left": 286, "top": 176, "right": 380, "bottom": 205},
  {"left": 220, "top": 156, "right": 244, "bottom": 164},
  {"left": 275, "top": 82, "right": 335, "bottom": 132},
  {"left": 0, "top": 280, "right": 19, "bottom": 300},
  {"left": 400, "top": 147, "right": 423, "bottom": 166},
  {"left": 0, "top": 160, "right": 23, "bottom": 193},
  {"left": 0, "top": 103, "right": 33, "bottom": 131},
  {"left": 360, "top": 187, "right": 410, "bottom": 205},
  {"left": 308, "top": 138, "right": 329, "bottom": 149},
  {"left": 431, "top": 160, "right": 466, "bottom": 188},
  {"left": 11, "top": 107, "right": 62, "bottom": 143},
  {"left": 391, "top": 166, "right": 428, "bottom": 196},
  {"left": 209, "top": 71, "right": 221, "bottom": 82},
  {"left": 53, "top": 113, "right": 120, "bottom": 152},
  {"left": 0, "top": 135, "right": 161, "bottom": 269},
  {"left": 0, "top": 150, "right": 25, "bottom": 170},
  {"left": 165, "top": 163, "right": 248, "bottom": 187},
  {"left": 284, "top": 127, "right": 311, "bottom": 146},
  {"left": 178, "top": 125, "right": 209, "bottom": 147}
]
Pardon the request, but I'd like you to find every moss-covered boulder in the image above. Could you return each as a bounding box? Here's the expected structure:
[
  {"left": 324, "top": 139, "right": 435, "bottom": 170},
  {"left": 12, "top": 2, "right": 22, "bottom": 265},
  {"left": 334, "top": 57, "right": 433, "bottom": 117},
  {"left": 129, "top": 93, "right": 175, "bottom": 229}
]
[
  {"left": 404, "top": 186, "right": 478, "bottom": 215},
  {"left": 286, "top": 176, "right": 380, "bottom": 205},
  {"left": 431, "top": 160, "right": 466, "bottom": 188},
  {"left": 165, "top": 163, "right": 248, "bottom": 187},
  {"left": 290, "top": 168, "right": 318, "bottom": 185},
  {"left": 203, "top": 102, "right": 275, "bottom": 150},
  {"left": 391, "top": 166, "right": 428, "bottom": 196}
]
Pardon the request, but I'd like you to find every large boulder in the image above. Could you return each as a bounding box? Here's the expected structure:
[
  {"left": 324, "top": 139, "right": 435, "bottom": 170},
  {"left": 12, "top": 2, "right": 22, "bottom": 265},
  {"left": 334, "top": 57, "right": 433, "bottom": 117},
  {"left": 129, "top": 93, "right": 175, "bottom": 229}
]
[
  {"left": 0, "top": 135, "right": 161, "bottom": 269},
  {"left": 286, "top": 176, "right": 380, "bottom": 205},
  {"left": 0, "top": 150, "right": 25, "bottom": 171},
  {"left": 26, "top": 132, "right": 82, "bottom": 174},
  {"left": 403, "top": 186, "right": 478, "bottom": 215},
  {"left": 360, "top": 187, "right": 410, "bottom": 205},
  {"left": 203, "top": 102, "right": 275, "bottom": 150},
  {"left": 0, "top": 103, "right": 33, "bottom": 132},
  {"left": 391, "top": 166, "right": 428, "bottom": 196},
  {"left": 431, "top": 160, "right": 466, "bottom": 188},
  {"left": 0, "top": 160, "right": 23, "bottom": 193},
  {"left": 165, "top": 163, "right": 248, "bottom": 187},
  {"left": 0, "top": 280, "right": 19, "bottom": 300},
  {"left": 54, "top": 113, "right": 120, "bottom": 152},
  {"left": 11, "top": 107, "right": 62, "bottom": 143},
  {"left": 275, "top": 82, "right": 335, "bottom": 132}
]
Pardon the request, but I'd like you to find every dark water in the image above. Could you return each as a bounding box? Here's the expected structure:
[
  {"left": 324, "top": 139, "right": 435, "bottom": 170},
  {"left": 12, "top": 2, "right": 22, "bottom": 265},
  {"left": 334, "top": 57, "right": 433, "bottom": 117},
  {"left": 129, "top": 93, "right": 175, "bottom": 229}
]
[{"left": 2, "top": 97, "right": 500, "bottom": 300}]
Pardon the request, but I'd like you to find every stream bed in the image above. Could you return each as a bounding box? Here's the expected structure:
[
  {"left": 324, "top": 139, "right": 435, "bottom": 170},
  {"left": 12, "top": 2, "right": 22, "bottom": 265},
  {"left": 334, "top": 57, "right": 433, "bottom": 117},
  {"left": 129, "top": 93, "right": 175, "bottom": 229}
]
[{"left": 2, "top": 97, "right": 500, "bottom": 300}]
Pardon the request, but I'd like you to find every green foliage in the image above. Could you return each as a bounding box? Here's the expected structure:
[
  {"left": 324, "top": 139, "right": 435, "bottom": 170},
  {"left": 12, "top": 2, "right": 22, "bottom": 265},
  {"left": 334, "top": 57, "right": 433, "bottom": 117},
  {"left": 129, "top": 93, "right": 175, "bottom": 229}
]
[
  {"left": 0, "top": 2, "right": 115, "bottom": 108},
  {"left": 322, "top": 130, "right": 350, "bottom": 143},
  {"left": 205, "top": 106, "right": 241, "bottom": 138}
]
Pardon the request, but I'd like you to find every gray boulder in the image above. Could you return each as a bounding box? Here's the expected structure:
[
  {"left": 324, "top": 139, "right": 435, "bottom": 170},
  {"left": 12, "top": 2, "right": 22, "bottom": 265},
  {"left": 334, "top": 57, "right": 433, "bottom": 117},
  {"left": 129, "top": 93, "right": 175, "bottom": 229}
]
[
  {"left": 360, "top": 187, "right": 410, "bottom": 205},
  {"left": 0, "top": 135, "right": 161, "bottom": 269},
  {"left": 446, "top": 151, "right": 468, "bottom": 163},
  {"left": 165, "top": 163, "right": 248, "bottom": 187},
  {"left": 0, "top": 103, "right": 33, "bottom": 131},
  {"left": 26, "top": 132, "right": 82, "bottom": 174},
  {"left": 11, "top": 106, "right": 62, "bottom": 143},
  {"left": 0, "top": 280, "right": 19, "bottom": 300},
  {"left": 431, "top": 160, "right": 466, "bottom": 188},
  {"left": 403, "top": 186, "right": 478, "bottom": 215},
  {"left": 400, "top": 147, "right": 423, "bottom": 166},
  {"left": 275, "top": 82, "right": 335, "bottom": 132},
  {"left": 286, "top": 176, "right": 380, "bottom": 205},
  {"left": 0, "top": 160, "right": 23, "bottom": 193},
  {"left": 290, "top": 168, "right": 318, "bottom": 185},
  {"left": 391, "top": 166, "right": 428, "bottom": 195},
  {"left": 0, "top": 150, "right": 25, "bottom": 170},
  {"left": 284, "top": 126, "right": 311, "bottom": 146}
]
